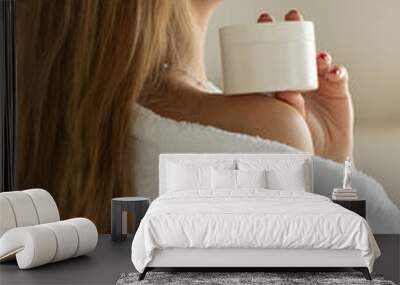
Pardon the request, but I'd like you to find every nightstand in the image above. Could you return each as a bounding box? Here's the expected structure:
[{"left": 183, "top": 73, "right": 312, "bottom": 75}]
[
  {"left": 332, "top": 199, "right": 366, "bottom": 218},
  {"left": 111, "top": 197, "right": 150, "bottom": 242}
]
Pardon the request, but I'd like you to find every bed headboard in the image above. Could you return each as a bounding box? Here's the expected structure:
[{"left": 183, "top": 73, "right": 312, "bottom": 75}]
[{"left": 159, "top": 153, "right": 313, "bottom": 195}]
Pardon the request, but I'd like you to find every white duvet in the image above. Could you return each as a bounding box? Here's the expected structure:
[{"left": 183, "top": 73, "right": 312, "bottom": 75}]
[{"left": 131, "top": 190, "right": 380, "bottom": 273}]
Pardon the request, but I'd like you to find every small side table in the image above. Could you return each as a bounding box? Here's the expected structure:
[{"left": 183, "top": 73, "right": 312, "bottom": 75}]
[
  {"left": 332, "top": 199, "right": 366, "bottom": 219},
  {"left": 111, "top": 197, "right": 150, "bottom": 242}
]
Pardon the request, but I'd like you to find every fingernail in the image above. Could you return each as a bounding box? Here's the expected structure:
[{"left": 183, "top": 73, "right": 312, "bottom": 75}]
[
  {"left": 286, "top": 9, "right": 298, "bottom": 16},
  {"left": 318, "top": 53, "right": 329, "bottom": 61},
  {"left": 258, "top": 12, "right": 270, "bottom": 21},
  {"left": 330, "top": 67, "right": 341, "bottom": 76}
]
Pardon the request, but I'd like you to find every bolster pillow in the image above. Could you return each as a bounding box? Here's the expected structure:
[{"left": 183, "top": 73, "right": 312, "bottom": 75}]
[
  {"left": 0, "top": 189, "right": 60, "bottom": 237},
  {"left": 0, "top": 218, "right": 98, "bottom": 269}
]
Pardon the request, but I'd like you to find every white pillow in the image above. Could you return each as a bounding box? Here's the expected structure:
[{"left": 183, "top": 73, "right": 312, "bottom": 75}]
[
  {"left": 167, "top": 162, "right": 212, "bottom": 191},
  {"left": 237, "top": 159, "right": 309, "bottom": 191},
  {"left": 236, "top": 169, "right": 268, "bottom": 189},
  {"left": 0, "top": 218, "right": 97, "bottom": 269},
  {"left": 211, "top": 169, "right": 237, "bottom": 190},
  {"left": 267, "top": 169, "right": 307, "bottom": 191},
  {"left": 166, "top": 159, "right": 236, "bottom": 170},
  {"left": 211, "top": 169, "right": 268, "bottom": 190}
]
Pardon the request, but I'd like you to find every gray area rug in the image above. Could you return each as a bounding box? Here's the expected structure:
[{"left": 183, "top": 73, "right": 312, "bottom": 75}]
[{"left": 116, "top": 272, "right": 395, "bottom": 285}]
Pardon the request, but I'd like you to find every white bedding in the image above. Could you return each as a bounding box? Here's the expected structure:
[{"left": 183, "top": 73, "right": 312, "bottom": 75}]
[{"left": 131, "top": 190, "right": 380, "bottom": 273}]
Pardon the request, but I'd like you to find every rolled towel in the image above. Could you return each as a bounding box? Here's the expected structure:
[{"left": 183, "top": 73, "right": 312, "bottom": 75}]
[{"left": 0, "top": 218, "right": 98, "bottom": 269}]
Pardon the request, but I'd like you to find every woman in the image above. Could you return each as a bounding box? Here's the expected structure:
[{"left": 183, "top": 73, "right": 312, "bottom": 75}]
[{"left": 16, "top": 0, "right": 354, "bottom": 232}]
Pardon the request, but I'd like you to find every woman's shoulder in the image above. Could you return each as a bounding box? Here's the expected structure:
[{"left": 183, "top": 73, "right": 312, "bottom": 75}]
[{"left": 198, "top": 94, "right": 314, "bottom": 152}]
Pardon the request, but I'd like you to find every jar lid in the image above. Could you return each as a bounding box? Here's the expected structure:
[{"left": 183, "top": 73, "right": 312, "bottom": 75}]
[{"left": 219, "top": 21, "right": 315, "bottom": 44}]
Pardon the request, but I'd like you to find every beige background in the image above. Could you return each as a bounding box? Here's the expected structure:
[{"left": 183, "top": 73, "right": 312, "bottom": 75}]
[{"left": 204, "top": 0, "right": 400, "bottom": 207}]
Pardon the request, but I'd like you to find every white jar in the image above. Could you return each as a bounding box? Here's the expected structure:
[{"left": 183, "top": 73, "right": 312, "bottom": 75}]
[{"left": 219, "top": 21, "right": 318, "bottom": 95}]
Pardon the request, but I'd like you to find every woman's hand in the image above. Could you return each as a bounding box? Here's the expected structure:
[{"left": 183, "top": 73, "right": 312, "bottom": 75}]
[{"left": 258, "top": 10, "right": 354, "bottom": 163}]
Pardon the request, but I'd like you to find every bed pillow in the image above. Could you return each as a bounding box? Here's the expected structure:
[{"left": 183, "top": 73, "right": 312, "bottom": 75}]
[
  {"left": 166, "top": 159, "right": 236, "bottom": 170},
  {"left": 267, "top": 169, "right": 307, "bottom": 191},
  {"left": 211, "top": 169, "right": 268, "bottom": 190},
  {"left": 237, "top": 159, "right": 310, "bottom": 191},
  {"left": 166, "top": 162, "right": 212, "bottom": 191},
  {"left": 211, "top": 168, "right": 237, "bottom": 190},
  {"left": 236, "top": 169, "right": 268, "bottom": 189}
]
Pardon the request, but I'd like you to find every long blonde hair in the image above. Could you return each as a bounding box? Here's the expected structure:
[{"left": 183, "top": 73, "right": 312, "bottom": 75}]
[{"left": 16, "top": 0, "right": 195, "bottom": 232}]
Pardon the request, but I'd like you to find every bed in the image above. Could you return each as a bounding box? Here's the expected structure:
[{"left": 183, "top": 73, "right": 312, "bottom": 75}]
[{"left": 131, "top": 153, "right": 380, "bottom": 280}]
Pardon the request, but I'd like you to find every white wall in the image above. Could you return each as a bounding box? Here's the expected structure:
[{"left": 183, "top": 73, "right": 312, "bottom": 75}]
[
  {"left": 354, "top": 123, "right": 400, "bottom": 207},
  {"left": 205, "top": 0, "right": 400, "bottom": 207}
]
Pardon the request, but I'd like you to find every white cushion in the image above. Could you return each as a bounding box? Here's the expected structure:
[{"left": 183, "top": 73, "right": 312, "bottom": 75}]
[
  {"left": 23, "top": 189, "right": 60, "bottom": 224},
  {"left": 212, "top": 169, "right": 237, "bottom": 190},
  {"left": 65, "top": 218, "right": 98, "bottom": 257},
  {"left": 42, "top": 221, "right": 79, "bottom": 262},
  {"left": 0, "top": 196, "right": 17, "bottom": 237},
  {"left": 267, "top": 169, "right": 307, "bottom": 191},
  {"left": 0, "top": 191, "right": 39, "bottom": 227},
  {"left": 0, "top": 189, "right": 60, "bottom": 238},
  {"left": 0, "top": 218, "right": 97, "bottom": 269},
  {"left": 236, "top": 169, "right": 268, "bottom": 189},
  {"left": 166, "top": 159, "right": 236, "bottom": 170},
  {"left": 167, "top": 162, "right": 212, "bottom": 191},
  {"left": 0, "top": 189, "right": 97, "bottom": 270},
  {"left": 212, "top": 169, "right": 268, "bottom": 190},
  {"left": 238, "top": 159, "right": 309, "bottom": 191}
]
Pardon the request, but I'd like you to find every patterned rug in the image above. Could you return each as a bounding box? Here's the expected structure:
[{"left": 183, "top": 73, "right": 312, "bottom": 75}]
[{"left": 116, "top": 271, "right": 395, "bottom": 285}]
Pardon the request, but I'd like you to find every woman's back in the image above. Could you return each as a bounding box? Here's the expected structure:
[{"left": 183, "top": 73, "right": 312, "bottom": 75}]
[{"left": 141, "top": 81, "right": 314, "bottom": 156}]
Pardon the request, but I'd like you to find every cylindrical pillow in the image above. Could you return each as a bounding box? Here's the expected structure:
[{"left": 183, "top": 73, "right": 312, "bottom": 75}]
[
  {"left": 0, "top": 189, "right": 60, "bottom": 239},
  {"left": 23, "top": 189, "right": 60, "bottom": 224},
  {"left": 0, "top": 218, "right": 98, "bottom": 269},
  {"left": 0, "top": 196, "right": 17, "bottom": 237},
  {"left": 0, "top": 226, "right": 57, "bottom": 269},
  {"left": 42, "top": 221, "right": 79, "bottom": 262},
  {"left": 0, "top": 191, "right": 39, "bottom": 227},
  {"left": 65, "top": 218, "right": 98, "bottom": 257}
]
